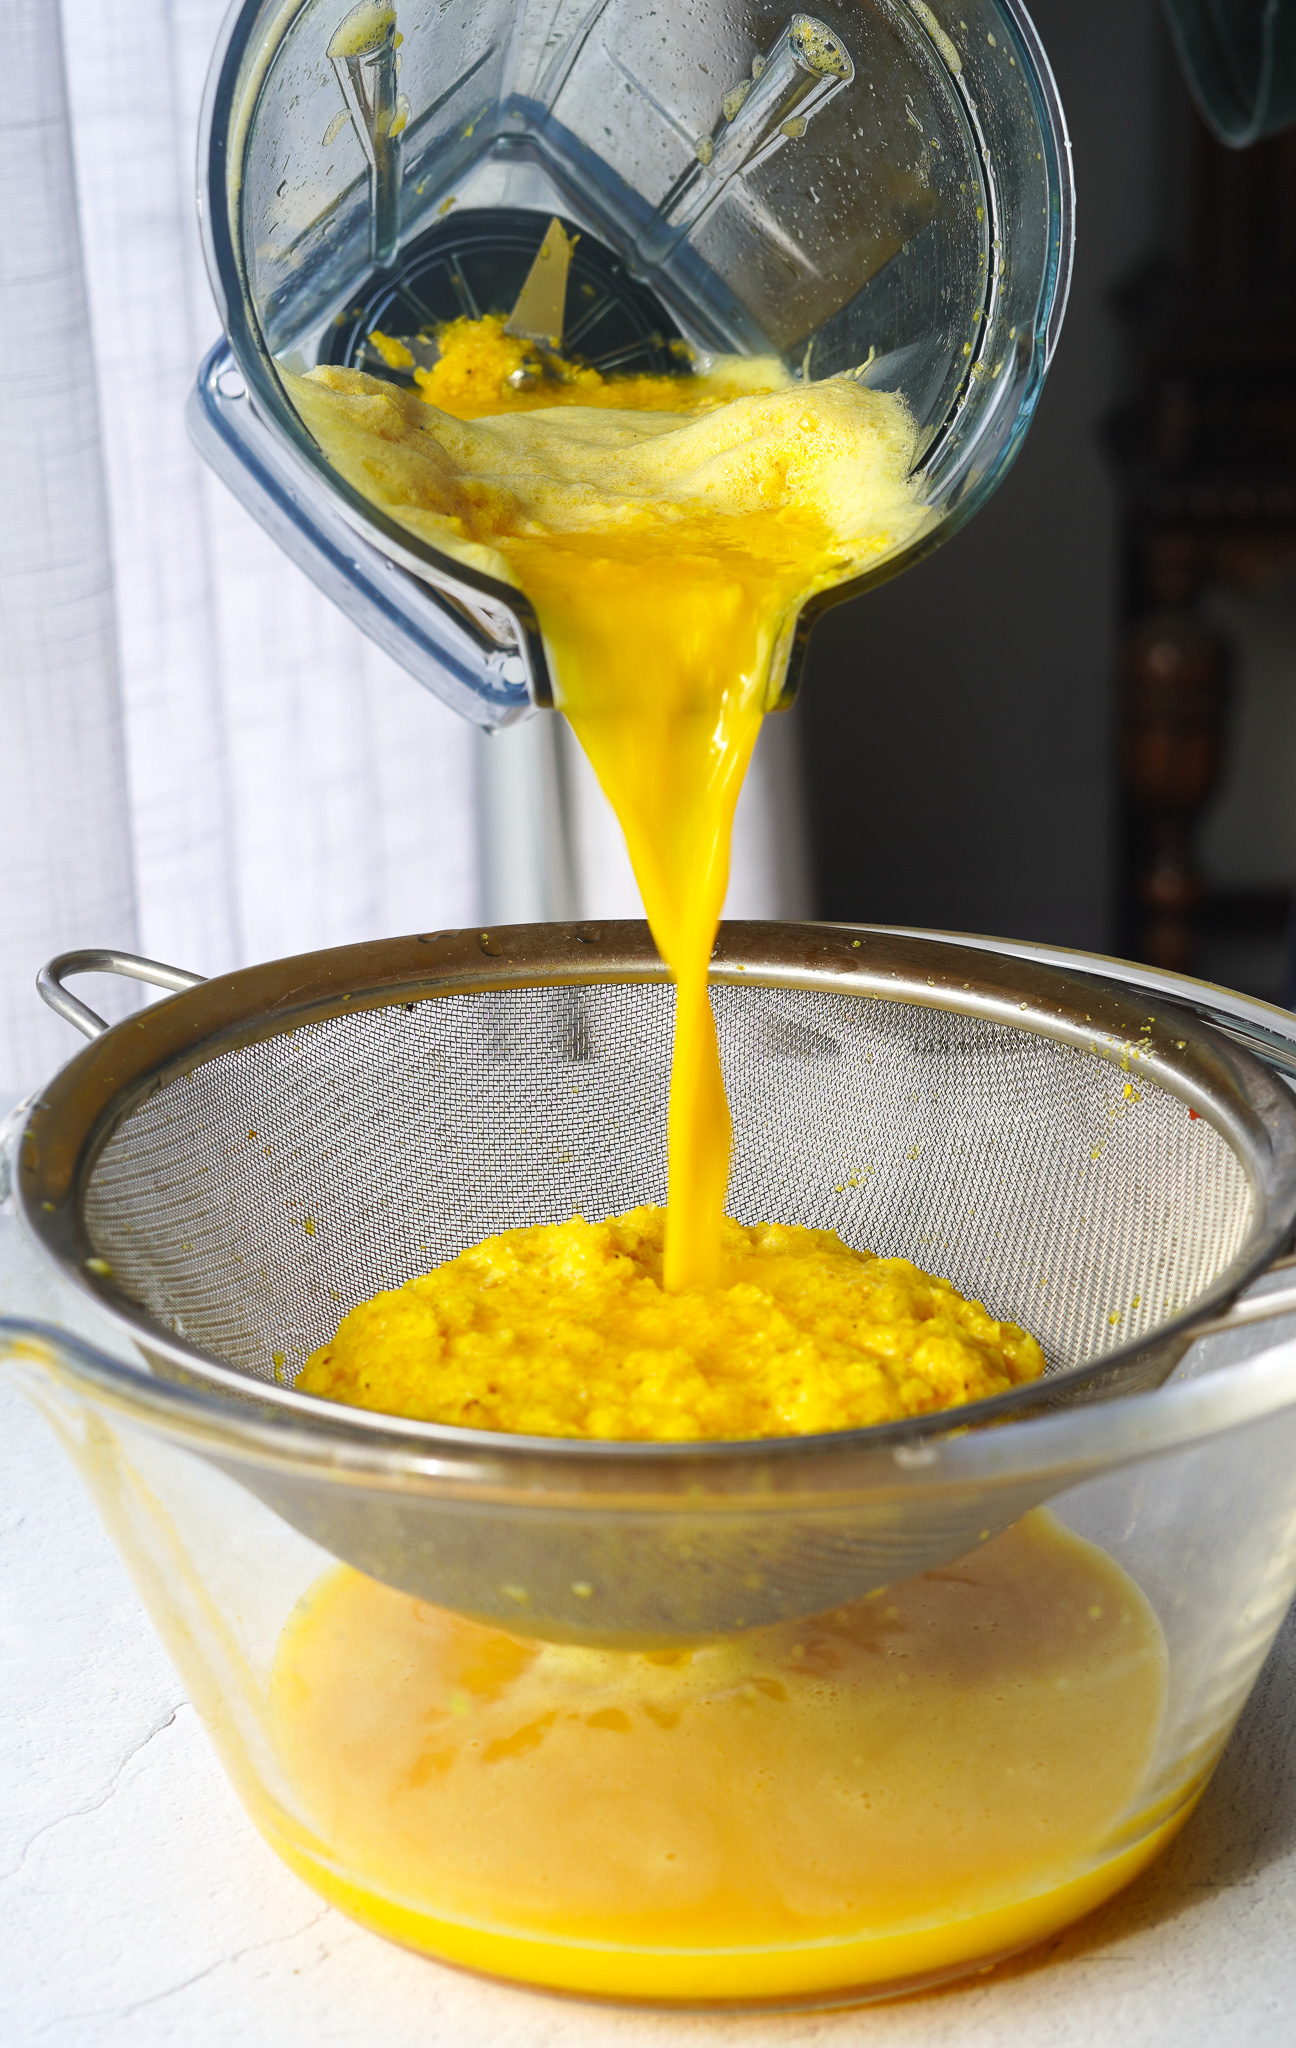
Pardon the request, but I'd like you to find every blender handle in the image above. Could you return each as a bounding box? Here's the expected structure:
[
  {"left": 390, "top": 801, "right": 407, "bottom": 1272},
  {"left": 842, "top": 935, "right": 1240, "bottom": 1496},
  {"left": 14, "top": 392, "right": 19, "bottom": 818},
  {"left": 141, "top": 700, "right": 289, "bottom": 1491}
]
[{"left": 37, "top": 951, "right": 207, "bottom": 1040}]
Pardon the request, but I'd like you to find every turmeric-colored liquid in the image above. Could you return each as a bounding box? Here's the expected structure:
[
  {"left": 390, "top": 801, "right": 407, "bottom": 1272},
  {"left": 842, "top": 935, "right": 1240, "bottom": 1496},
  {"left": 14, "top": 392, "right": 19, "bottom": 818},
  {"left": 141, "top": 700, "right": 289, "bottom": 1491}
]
[
  {"left": 507, "top": 525, "right": 778, "bottom": 1287},
  {"left": 289, "top": 321, "right": 926, "bottom": 1288},
  {"left": 261, "top": 1511, "right": 1176, "bottom": 2003}
]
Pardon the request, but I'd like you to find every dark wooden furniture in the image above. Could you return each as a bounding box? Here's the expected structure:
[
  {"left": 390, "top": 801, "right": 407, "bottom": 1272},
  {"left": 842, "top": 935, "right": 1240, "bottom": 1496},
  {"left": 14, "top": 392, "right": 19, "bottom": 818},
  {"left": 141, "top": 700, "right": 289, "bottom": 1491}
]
[{"left": 1113, "top": 117, "right": 1296, "bottom": 974}]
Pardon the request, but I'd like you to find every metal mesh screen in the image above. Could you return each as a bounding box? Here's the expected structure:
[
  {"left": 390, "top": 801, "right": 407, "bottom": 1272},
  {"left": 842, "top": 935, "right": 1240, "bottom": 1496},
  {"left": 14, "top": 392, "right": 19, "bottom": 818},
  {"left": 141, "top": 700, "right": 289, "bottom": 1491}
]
[{"left": 83, "top": 980, "right": 1252, "bottom": 1386}]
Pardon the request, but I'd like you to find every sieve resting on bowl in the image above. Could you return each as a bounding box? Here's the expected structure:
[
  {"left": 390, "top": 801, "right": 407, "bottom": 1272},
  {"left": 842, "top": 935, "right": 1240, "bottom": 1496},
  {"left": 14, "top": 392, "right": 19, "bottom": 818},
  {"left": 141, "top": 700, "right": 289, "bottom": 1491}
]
[{"left": 15, "top": 921, "right": 1296, "bottom": 1646}]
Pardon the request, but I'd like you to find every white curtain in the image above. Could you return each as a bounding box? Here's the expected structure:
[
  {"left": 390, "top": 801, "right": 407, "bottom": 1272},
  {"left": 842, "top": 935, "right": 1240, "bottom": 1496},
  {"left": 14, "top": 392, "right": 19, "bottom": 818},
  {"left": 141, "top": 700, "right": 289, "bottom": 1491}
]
[
  {"left": 0, "top": 0, "right": 139, "bottom": 1090},
  {"left": 0, "top": 0, "right": 809, "bottom": 1096}
]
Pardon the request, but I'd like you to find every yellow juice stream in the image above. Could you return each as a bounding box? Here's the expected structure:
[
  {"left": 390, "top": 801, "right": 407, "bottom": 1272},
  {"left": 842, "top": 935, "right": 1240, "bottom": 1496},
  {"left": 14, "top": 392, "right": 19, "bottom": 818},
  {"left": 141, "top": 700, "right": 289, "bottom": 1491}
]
[
  {"left": 505, "top": 520, "right": 818, "bottom": 1289},
  {"left": 287, "top": 338, "right": 924, "bottom": 1288}
]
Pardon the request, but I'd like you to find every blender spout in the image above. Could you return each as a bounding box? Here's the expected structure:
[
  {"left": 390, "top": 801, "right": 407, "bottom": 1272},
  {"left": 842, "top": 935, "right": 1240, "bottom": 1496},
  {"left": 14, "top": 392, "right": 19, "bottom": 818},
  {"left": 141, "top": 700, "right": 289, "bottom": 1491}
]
[
  {"left": 644, "top": 13, "right": 853, "bottom": 266},
  {"left": 327, "top": 1, "right": 406, "bottom": 269}
]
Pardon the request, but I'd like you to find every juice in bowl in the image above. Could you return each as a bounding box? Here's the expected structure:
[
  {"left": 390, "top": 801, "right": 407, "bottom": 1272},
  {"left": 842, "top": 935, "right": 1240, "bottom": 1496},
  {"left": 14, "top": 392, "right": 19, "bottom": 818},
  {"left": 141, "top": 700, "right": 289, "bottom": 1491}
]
[
  {"left": 260, "top": 1506, "right": 1174, "bottom": 2004},
  {"left": 245, "top": 316, "right": 1182, "bottom": 2000}
]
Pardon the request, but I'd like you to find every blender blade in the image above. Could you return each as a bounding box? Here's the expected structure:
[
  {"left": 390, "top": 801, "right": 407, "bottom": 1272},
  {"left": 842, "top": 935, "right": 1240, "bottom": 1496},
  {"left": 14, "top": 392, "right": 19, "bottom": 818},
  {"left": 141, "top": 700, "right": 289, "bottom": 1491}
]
[{"left": 503, "top": 216, "right": 576, "bottom": 349}]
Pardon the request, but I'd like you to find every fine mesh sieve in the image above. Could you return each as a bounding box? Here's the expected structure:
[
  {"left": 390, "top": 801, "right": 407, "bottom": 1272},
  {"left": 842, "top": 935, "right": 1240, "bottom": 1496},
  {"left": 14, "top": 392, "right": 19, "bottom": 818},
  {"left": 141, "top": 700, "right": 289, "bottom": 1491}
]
[{"left": 20, "top": 921, "right": 1296, "bottom": 1644}]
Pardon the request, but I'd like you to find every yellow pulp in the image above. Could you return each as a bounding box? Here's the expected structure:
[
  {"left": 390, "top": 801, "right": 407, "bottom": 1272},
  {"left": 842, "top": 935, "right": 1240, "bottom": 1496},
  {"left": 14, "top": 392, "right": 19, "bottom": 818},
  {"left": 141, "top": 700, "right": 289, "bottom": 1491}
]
[
  {"left": 264, "top": 1511, "right": 1172, "bottom": 2002},
  {"left": 297, "top": 1207, "right": 1044, "bottom": 1438},
  {"left": 368, "top": 311, "right": 781, "bottom": 418},
  {"left": 288, "top": 329, "right": 926, "bottom": 1288},
  {"left": 365, "top": 309, "right": 816, "bottom": 418}
]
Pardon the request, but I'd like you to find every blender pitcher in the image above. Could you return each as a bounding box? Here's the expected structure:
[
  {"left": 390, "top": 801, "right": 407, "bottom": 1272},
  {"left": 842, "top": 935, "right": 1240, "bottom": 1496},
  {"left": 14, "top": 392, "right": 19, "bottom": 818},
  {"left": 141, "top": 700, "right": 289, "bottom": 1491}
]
[{"left": 190, "top": 0, "right": 1073, "bottom": 725}]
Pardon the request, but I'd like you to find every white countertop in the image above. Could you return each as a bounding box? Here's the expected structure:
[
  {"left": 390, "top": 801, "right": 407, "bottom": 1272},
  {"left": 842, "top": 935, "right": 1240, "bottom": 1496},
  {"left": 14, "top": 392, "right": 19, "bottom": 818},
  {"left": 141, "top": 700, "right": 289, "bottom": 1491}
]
[{"left": 3, "top": 1365, "right": 1295, "bottom": 2046}]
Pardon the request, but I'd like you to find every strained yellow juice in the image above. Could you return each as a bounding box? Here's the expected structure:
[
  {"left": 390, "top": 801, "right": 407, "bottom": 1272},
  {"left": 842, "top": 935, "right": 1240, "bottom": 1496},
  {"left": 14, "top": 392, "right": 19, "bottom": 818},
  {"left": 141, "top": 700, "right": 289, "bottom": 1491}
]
[{"left": 260, "top": 1511, "right": 1173, "bottom": 2002}]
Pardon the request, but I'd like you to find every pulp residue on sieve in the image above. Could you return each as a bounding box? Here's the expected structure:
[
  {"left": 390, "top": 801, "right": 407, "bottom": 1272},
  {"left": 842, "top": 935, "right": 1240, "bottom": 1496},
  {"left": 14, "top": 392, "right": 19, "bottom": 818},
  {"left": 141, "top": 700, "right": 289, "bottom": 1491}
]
[{"left": 296, "top": 1207, "right": 1045, "bottom": 1437}]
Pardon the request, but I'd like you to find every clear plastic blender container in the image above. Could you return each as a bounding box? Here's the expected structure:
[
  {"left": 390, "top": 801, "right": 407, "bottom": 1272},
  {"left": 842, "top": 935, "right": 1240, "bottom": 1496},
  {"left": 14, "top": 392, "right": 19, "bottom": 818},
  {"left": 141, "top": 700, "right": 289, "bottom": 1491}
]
[{"left": 191, "top": 0, "right": 1073, "bottom": 723}]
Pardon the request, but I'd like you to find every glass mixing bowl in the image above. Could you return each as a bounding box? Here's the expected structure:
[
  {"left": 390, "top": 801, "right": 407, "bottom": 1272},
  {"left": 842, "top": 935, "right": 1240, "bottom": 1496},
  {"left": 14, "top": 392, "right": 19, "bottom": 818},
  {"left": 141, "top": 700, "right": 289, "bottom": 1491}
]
[
  {"left": 191, "top": 0, "right": 1074, "bottom": 723},
  {"left": 6, "top": 1212, "right": 1296, "bottom": 2005},
  {"left": 5, "top": 926, "right": 1296, "bottom": 2006}
]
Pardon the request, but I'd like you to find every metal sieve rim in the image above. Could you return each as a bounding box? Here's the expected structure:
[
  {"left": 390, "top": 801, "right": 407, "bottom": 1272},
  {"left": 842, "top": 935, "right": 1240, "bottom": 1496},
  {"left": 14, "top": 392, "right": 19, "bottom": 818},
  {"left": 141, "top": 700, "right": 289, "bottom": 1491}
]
[{"left": 17, "top": 920, "right": 1296, "bottom": 1483}]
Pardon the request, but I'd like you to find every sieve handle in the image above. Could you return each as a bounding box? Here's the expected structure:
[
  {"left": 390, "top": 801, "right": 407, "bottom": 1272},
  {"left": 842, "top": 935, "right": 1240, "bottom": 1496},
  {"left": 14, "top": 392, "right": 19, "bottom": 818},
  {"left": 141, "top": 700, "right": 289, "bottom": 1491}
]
[
  {"left": 1192, "top": 1254, "right": 1296, "bottom": 1341},
  {"left": 37, "top": 950, "right": 207, "bottom": 1041},
  {"left": 1201, "top": 1013, "right": 1296, "bottom": 1083}
]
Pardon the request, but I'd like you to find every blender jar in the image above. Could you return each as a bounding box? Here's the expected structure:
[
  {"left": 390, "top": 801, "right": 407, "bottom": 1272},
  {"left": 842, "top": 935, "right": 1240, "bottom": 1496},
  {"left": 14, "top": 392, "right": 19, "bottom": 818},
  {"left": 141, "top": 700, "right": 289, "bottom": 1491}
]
[{"left": 191, "top": 0, "right": 1073, "bottom": 723}]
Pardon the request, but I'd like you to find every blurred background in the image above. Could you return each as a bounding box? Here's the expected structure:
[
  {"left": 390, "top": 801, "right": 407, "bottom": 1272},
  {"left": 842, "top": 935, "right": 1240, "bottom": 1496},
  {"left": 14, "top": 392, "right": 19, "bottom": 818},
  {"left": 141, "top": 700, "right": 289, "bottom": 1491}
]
[
  {"left": 805, "top": 0, "right": 1296, "bottom": 1005},
  {"left": 3, "top": 0, "right": 1294, "bottom": 1097}
]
